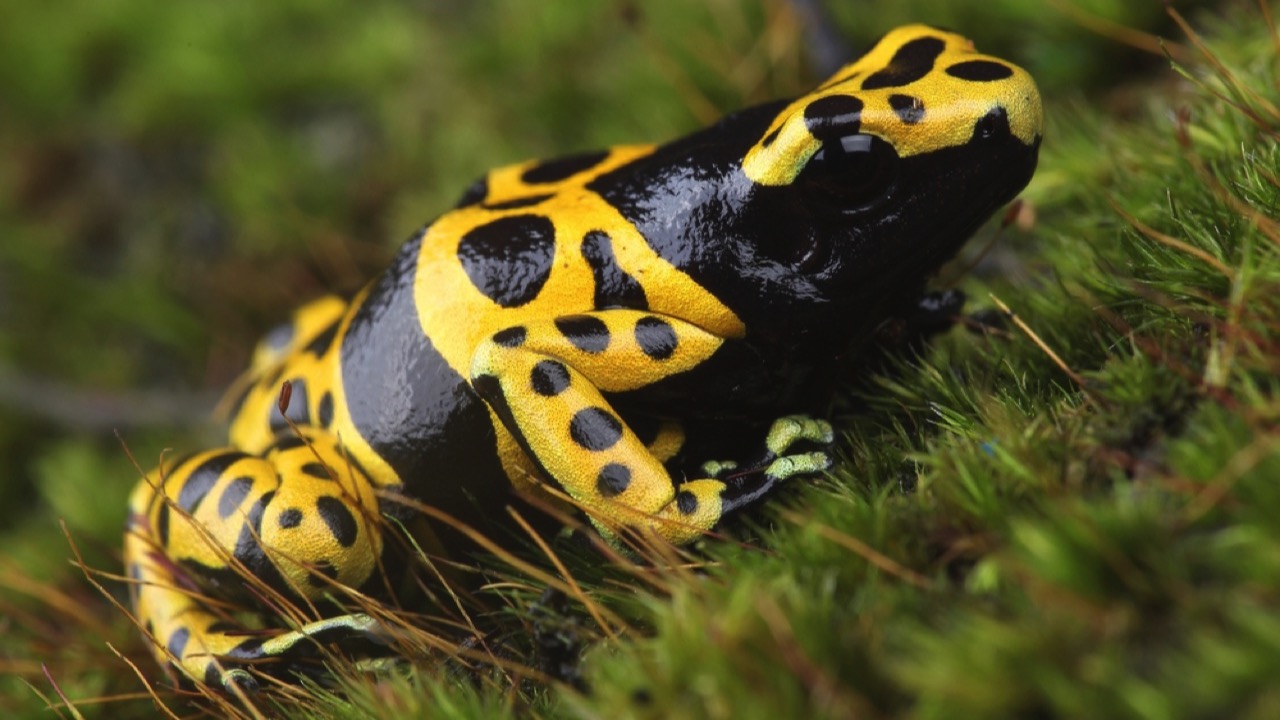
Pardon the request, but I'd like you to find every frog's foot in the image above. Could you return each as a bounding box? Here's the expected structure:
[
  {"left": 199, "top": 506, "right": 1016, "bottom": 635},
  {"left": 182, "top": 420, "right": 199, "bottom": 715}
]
[
  {"left": 706, "top": 414, "right": 835, "bottom": 514},
  {"left": 127, "top": 536, "right": 398, "bottom": 692},
  {"left": 469, "top": 313, "right": 835, "bottom": 545},
  {"left": 206, "top": 613, "right": 393, "bottom": 691},
  {"left": 124, "top": 427, "right": 395, "bottom": 691}
]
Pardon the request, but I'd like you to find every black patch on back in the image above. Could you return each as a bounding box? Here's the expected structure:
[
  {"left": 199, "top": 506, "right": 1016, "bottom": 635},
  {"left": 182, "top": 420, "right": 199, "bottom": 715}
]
[
  {"left": 521, "top": 150, "right": 610, "bottom": 184},
  {"left": 888, "top": 94, "right": 925, "bottom": 124},
  {"left": 455, "top": 176, "right": 488, "bottom": 208},
  {"left": 555, "top": 315, "right": 611, "bottom": 353},
  {"left": 581, "top": 230, "right": 647, "bottom": 310},
  {"left": 301, "top": 462, "right": 332, "bottom": 480},
  {"left": 341, "top": 229, "right": 515, "bottom": 538},
  {"left": 218, "top": 476, "right": 254, "bottom": 519},
  {"left": 262, "top": 322, "right": 295, "bottom": 352},
  {"left": 482, "top": 193, "right": 554, "bottom": 211},
  {"left": 493, "top": 326, "right": 527, "bottom": 347},
  {"left": 156, "top": 502, "right": 170, "bottom": 547},
  {"left": 861, "top": 36, "right": 946, "bottom": 90},
  {"left": 530, "top": 359, "right": 571, "bottom": 397},
  {"left": 946, "top": 60, "right": 1014, "bottom": 82},
  {"left": 268, "top": 378, "right": 310, "bottom": 432},
  {"left": 318, "top": 391, "right": 334, "bottom": 427},
  {"left": 470, "top": 374, "right": 515, "bottom": 436},
  {"left": 167, "top": 627, "right": 190, "bottom": 660},
  {"left": 305, "top": 321, "right": 339, "bottom": 357},
  {"left": 177, "top": 452, "right": 246, "bottom": 513},
  {"left": 228, "top": 637, "right": 265, "bottom": 660},
  {"left": 457, "top": 214, "right": 556, "bottom": 308},
  {"left": 635, "top": 316, "right": 678, "bottom": 360},
  {"left": 232, "top": 490, "right": 278, "bottom": 587},
  {"left": 271, "top": 436, "right": 308, "bottom": 453},
  {"left": 569, "top": 407, "right": 624, "bottom": 451},
  {"left": 586, "top": 99, "right": 788, "bottom": 280},
  {"left": 278, "top": 507, "right": 303, "bottom": 529},
  {"left": 676, "top": 490, "right": 698, "bottom": 514},
  {"left": 803, "top": 95, "right": 863, "bottom": 140},
  {"left": 596, "top": 463, "right": 631, "bottom": 498},
  {"left": 316, "top": 496, "right": 358, "bottom": 547}
]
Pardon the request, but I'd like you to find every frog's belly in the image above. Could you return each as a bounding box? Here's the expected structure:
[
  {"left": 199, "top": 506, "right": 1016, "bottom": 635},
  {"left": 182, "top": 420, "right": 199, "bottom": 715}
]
[{"left": 339, "top": 230, "right": 514, "bottom": 533}]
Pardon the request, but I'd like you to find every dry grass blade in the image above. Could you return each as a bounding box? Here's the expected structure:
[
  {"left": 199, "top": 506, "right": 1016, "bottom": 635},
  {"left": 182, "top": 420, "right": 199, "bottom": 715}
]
[
  {"left": 1051, "top": 0, "right": 1191, "bottom": 60},
  {"left": 507, "top": 509, "right": 620, "bottom": 643},
  {"left": 393, "top": 495, "right": 630, "bottom": 633},
  {"left": 104, "top": 643, "right": 184, "bottom": 720},
  {"left": 988, "top": 294, "right": 1096, "bottom": 403},
  {"left": 754, "top": 594, "right": 871, "bottom": 718},
  {"left": 40, "top": 664, "right": 86, "bottom": 720},
  {"left": 1166, "top": 5, "right": 1280, "bottom": 132},
  {"left": 1263, "top": 0, "right": 1280, "bottom": 54},
  {"left": 1181, "top": 429, "right": 1280, "bottom": 524},
  {"left": 778, "top": 510, "right": 931, "bottom": 589},
  {"left": 1109, "top": 198, "right": 1236, "bottom": 278},
  {"left": 0, "top": 562, "right": 107, "bottom": 635}
]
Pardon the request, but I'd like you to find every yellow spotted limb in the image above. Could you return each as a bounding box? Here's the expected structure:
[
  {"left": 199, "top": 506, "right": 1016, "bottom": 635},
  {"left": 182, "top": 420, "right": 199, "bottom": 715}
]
[
  {"left": 124, "top": 429, "right": 393, "bottom": 690},
  {"left": 468, "top": 309, "right": 834, "bottom": 545}
]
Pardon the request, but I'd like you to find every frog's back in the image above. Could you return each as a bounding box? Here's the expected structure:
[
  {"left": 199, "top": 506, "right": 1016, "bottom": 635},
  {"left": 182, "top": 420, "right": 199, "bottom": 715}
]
[
  {"left": 222, "top": 19, "right": 1044, "bottom": 524},
  {"left": 318, "top": 146, "right": 754, "bottom": 511}
]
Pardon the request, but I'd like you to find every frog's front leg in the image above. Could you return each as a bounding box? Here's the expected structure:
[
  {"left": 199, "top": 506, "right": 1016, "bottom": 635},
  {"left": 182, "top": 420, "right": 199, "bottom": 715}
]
[
  {"left": 469, "top": 310, "right": 833, "bottom": 545},
  {"left": 124, "top": 429, "right": 392, "bottom": 690}
]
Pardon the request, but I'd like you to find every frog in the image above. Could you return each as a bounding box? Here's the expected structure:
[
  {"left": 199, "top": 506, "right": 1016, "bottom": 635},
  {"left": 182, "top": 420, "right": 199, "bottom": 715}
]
[{"left": 123, "top": 24, "right": 1042, "bottom": 691}]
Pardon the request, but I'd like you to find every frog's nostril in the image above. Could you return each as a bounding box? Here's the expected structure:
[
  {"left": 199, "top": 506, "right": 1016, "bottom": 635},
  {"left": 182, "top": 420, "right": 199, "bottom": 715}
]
[{"left": 973, "top": 106, "right": 1011, "bottom": 142}]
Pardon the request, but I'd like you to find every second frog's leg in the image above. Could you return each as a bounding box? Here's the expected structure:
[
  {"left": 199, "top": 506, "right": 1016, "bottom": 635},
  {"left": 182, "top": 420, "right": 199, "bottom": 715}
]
[
  {"left": 124, "top": 429, "right": 394, "bottom": 690},
  {"left": 469, "top": 310, "right": 833, "bottom": 545}
]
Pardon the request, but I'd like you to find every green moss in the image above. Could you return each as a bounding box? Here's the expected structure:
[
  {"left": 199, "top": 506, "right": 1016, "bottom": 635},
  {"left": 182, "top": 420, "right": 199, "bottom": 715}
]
[{"left": 3, "top": 1, "right": 1278, "bottom": 718}]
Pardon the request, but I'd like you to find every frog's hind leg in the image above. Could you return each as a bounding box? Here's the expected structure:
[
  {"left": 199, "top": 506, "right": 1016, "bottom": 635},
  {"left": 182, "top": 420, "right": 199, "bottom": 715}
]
[
  {"left": 124, "top": 430, "right": 393, "bottom": 690},
  {"left": 469, "top": 310, "right": 834, "bottom": 546}
]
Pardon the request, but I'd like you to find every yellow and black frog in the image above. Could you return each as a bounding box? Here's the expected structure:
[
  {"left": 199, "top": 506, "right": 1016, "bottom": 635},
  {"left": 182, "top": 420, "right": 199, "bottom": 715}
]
[{"left": 124, "top": 25, "right": 1042, "bottom": 690}]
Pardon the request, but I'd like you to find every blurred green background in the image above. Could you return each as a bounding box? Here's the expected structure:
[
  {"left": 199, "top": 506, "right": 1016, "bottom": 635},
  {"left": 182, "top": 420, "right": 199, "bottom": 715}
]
[
  {"left": 0, "top": 0, "right": 1256, "bottom": 716},
  {"left": 0, "top": 0, "right": 1201, "bottom": 544}
]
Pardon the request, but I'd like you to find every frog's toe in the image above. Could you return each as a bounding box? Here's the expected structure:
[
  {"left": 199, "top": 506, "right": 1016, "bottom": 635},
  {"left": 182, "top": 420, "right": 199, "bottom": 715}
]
[
  {"left": 713, "top": 416, "right": 835, "bottom": 515},
  {"left": 763, "top": 415, "right": 834, "bottom": 457},
  {"left": 700, "top": 459, "right": 739, "bottom": 479},
  {"left": 736, "top": 414, "right": 835, "bottom": 473},
  {"left": 188, "top": 614, "right": 394, "bottom": 691},
  {"left": 763, "top": 450, "right": 833, "bottom": 481}
]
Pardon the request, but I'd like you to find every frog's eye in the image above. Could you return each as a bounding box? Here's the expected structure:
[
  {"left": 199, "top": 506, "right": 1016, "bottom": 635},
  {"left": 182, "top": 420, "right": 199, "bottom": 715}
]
[{"left": 796, "top": 133, "right": 899, "bottom": 213}]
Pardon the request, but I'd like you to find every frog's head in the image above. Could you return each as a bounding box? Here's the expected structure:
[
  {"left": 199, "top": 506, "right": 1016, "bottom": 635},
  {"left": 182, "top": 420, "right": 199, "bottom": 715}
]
[
  {"left": 590, "top": 25, "right": 1041, "bottom": 350},
  {"left": 742, "top": 25, "right": 1042, "bottom": 188},
  {"left": 722, "top": 24, "right": 1043, "bottom": 343}
]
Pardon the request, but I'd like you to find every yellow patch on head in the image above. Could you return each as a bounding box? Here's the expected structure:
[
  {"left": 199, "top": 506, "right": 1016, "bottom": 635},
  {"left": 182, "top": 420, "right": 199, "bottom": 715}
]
[{"left": 743, "top": 24, "right": 1043, "bottom": 186}]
